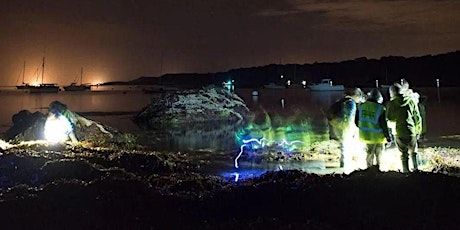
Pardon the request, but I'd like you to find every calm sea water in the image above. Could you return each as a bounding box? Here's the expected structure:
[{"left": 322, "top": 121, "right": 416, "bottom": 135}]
[
  {"left": 1, "top": 86, "right": 459, "bottom": 177},
  {"left": 1, "top": 87, "right": 459, "bottom": 144}
]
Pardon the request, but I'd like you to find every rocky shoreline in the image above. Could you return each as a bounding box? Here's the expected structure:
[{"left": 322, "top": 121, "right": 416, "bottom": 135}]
[
  {"left": 1, "top": 88, "right": 460, "bottom": 229},
  {"left": 0, "top": 141, "right": 459, "bottom": 229}
]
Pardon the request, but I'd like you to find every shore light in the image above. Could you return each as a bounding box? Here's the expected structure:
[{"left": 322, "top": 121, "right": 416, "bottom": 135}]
[{"left": 44, "top": 114, "right": 74, "bottom": 143}]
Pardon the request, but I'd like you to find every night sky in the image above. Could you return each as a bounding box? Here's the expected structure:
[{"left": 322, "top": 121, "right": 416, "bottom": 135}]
[{"left": 1, "top": 0, "right": 459, "bottom": 86}]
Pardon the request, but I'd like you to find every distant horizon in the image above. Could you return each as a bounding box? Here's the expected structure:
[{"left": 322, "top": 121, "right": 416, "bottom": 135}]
[
  {"left": 101, "top": 50, "right": 460, "bottom": 84},
  {"left": 1, "top": 49, "right": 458, "bottom": 87}
]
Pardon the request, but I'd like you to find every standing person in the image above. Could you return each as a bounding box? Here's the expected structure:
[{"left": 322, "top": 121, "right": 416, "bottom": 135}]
[
  {"left": 386, "top": 84, "right": 422, "bottom": 173},
  {"left": 327, "top": 87, "right": 365, "bottom": 169},
  {"left": 355, "top": 88, "right": 392, "bottom": 170},
  {"left": 418, "top": 95, "right": 428, "bottom": 140}
]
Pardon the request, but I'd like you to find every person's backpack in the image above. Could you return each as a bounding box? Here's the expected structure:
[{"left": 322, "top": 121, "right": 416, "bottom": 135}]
[{"left": 326, "top": 98, "right": 348, "bottom": 121}]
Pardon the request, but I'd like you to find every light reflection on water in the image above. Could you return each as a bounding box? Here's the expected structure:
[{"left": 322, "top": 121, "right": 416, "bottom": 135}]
[
  {"left": 219, "top": 160, "right": 345, "bottom": 182},
  {"left": 1, "top": 87, "right": 460, "bottom": 176}
]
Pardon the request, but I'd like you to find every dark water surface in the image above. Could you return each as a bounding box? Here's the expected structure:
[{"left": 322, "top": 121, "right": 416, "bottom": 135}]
[{"left": 1, "top": 87, "right": 459, "bottom": 177}]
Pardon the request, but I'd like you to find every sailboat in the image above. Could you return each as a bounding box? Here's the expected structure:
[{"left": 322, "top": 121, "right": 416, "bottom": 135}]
[
  {"left": 16, "top": 61, "right": 32, "bottom": 90},
  {"left": 28, "top": 56, "right": 59, "bottom": 93},
  {"left": 63, "top": 67, "right": 91, "bottom": 91}
]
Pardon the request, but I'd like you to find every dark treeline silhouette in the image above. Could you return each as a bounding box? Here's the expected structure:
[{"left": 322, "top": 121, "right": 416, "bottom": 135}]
[{"left": 124, "top": 50, "right": 460, "bottom": 89}]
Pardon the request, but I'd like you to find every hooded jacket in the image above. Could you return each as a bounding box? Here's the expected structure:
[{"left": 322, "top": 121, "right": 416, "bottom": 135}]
[{"left": 386, "top": 94, "right": 422, "bottom": 138}]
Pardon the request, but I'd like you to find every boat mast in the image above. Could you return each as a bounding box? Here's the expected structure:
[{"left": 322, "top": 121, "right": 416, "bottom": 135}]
[
  {"left": 22, "top": 61, "right": 26, "bottom": 84},
  {"left": 80, "top": 67, "right": 83, "bottom": 85},
  {"left": 41, "top": 56, "right": 45, "bottom": 84}
]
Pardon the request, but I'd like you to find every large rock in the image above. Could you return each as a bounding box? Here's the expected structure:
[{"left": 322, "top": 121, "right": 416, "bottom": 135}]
[
  {"left": 3, "top": 101, "right": 136, "bottom": 148},
  {"left": 4, "top": 110, "right": 45, "bottom": 141},
  {"left": 134, "top": 87, "right": 251, "bottom": 128}
]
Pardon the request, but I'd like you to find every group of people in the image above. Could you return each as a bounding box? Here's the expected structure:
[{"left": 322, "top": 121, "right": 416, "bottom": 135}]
[{"left": 327, "top": 79, "right": 425, "bottom": 173}]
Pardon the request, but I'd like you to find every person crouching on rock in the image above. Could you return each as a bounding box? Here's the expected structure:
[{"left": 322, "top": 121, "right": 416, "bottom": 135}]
[{"left": 46, "top": 101, "right": 78, "bottom": 143}]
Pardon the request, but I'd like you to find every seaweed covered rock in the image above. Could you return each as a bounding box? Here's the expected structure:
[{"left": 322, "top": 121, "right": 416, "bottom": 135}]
[
  {"left": 134, "top": 87, "right": 251, "bottom": 128},
  {"left": 3, "top": 101, "right": 136, "bottom": 148},
  {"left": 4, "top": 110, "right": 46, "bottom": 141}
]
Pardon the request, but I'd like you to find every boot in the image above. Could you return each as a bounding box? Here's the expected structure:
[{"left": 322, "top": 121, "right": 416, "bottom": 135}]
[
  {"left": 401, "top": 159, "right": 410, "bottom": 173},
  {"left": 411, "top": 154, "right": 419, "bottom": 172},
  {"left": 339, "top": 152, "right": 344, "bottom": 168}
]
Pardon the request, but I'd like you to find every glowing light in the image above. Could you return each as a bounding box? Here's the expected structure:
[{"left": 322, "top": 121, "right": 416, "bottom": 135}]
[
  {"left": 234, "top": 144, "right": 246, "bottom": 168},
  {"left": 221, "top": 169, "right": 267, "bottom": 182},
  {"left": 234, "top": 137, "right": 305, "bottom": 168},
  {"left": 44, "top": 114, "right": 74, "bottom": 143},
  {"left": 233, "top": 112, "right": 315, "bottom": 169},
  {"left": 341, "top": 130, "right": 367, "bottom": 174},
  {"left": 234, "top": 138, "right": 267, "bottom": 168},
  {"left": 278, "top": 138, "right": 302, "bottom": 148},
  {"left": 234, "top": 173, "right": 239, "bottom": 182},
  {"left": 380, "top": 147, "right": 403, "bottom": 172},
  {"left": 222, "top": 80, "right": 233, "bottom": 92}
]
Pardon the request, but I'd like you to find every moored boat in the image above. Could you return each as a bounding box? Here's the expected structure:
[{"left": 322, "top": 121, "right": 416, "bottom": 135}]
[
  {"left": 263, "top": 82, "right": 285, "bottom": 89},
  {"left": 29, "top": 83, "right": 60, "bottom": 93},
  {"left": 142, "top": 85, "right": 179, "bottom": 93},
  {"left": 16, "top": 61, "right": 33, "bottom": 90},
  {"left": 63, "top": 83, "right": 91, "bottom": 91},
  {"left": 308, "top": 79, "right": 344, "bottom": 91},
  {"left": 28, "top": 57, "right": 59, "bottom": 93},
  {"left": 63, "top": 67, "right": 91, "bottom": 91}
]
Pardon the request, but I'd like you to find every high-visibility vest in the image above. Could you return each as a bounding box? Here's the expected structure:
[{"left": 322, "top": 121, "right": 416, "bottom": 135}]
[{"left": 358, "top": 102, "right": 386, "bottom": 144}]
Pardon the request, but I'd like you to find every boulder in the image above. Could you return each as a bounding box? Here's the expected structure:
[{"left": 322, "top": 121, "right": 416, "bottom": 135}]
[
  {"left": 134, "top": 87, "right": 251, "bottom": 128},
  {"left": 3, "top": 101, "right": 135, "bottom": 148},
  {"left": 4, "top": 110, "right": 45, "bottom": 141}
]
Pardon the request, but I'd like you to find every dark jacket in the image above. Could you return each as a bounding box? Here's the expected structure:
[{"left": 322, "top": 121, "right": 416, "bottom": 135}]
[{"left": 386, "top": 94, "right": 422, "bottom": 138}]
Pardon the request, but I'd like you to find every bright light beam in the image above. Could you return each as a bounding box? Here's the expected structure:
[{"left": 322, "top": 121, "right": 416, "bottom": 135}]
[
  {"left": 234, "top": 144, "right": 248, "bottom": 168},
  {"left": 44, "top": 114, "right": 73, "bottom": 143},
  {"left": 234, "top": 137, "right": 304, "bottom": 168},
  {"left": 234, "top": 138, "right": 268, "bottom": 168}
]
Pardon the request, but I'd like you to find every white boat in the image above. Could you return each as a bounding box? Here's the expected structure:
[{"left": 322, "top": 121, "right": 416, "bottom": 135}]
[
  {"left": 64, "top": 68, "right": 91, "bottom": 91},
  {"left": 380, "top": 84, "right": 392, "bottom": 90},
  {"left": 375, "top": 79, "right": 392, "bottom": 90},
  {"left": 308, "top": 79, "right": 344, "bottom": 91},
  {"left": 264, "top": 82, "right": 285, "bottom": 89}
]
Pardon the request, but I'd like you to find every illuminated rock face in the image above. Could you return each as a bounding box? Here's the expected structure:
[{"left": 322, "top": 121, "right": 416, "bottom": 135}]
[
  {"left": 4, "top": 110, "right": 47, "bottom": 141},
  {"left": 4, "top": 101, "right": 133, "bottom": 147},
  {"left": 134, "top": 87, "right": 251, "bottom": 128}
]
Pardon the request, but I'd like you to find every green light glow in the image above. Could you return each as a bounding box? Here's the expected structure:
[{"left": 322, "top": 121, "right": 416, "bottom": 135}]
[{"left": 235, "top": 111, "right": 316, "bottom": 152}]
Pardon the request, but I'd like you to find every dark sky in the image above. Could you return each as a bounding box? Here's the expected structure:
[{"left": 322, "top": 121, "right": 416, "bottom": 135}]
[{"left": 1, "top": 0, "right": 459, "bottom": 86}]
